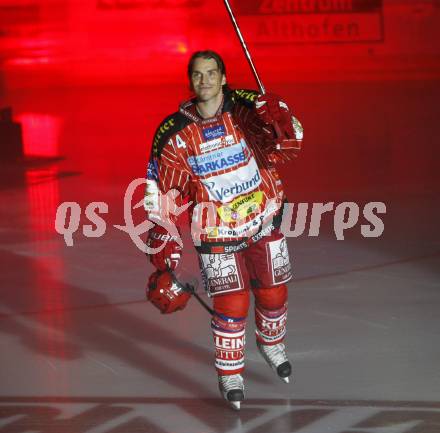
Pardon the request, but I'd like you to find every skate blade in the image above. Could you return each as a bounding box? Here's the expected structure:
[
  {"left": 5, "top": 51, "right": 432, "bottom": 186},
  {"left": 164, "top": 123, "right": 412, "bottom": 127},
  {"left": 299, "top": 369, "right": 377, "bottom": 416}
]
[{"left": 230, "top": 401, "right": 241, "bottom": 410}]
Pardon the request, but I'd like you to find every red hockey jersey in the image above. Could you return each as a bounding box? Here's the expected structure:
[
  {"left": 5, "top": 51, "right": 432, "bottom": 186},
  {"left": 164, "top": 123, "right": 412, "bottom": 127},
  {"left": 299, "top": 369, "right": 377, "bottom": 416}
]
[{"left": 144, "top": 88, "right": 303, "bottom": 253}]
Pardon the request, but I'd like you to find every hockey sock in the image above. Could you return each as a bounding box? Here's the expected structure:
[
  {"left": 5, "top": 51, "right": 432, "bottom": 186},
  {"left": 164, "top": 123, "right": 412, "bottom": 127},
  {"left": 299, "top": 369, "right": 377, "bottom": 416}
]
[
  {"left": 255, "top": 302, "right": 287, "bottom": 345},
  {"left": 211, "top": 313, "right": 246, "bottom": 375}
]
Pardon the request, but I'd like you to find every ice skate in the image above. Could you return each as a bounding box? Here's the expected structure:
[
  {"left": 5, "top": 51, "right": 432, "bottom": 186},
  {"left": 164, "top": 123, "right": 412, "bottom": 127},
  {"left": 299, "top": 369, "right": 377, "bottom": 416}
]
[
  {"left": 218, "top": 373, "right": 245, "bottom": 410},
  {"left": 257, "top": 341, "right": 292, "bottom": 383}
]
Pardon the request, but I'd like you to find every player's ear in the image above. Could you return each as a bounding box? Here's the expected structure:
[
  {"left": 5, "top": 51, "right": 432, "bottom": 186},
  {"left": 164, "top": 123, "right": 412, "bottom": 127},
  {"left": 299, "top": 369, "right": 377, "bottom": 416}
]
[{"left": 221, "top": 74, "right": 226, "bottom": 86}]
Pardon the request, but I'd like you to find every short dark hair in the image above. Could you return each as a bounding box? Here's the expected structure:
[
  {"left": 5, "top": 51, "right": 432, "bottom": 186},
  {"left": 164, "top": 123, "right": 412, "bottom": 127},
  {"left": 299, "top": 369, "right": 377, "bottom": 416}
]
[{"left": 187, "top": 50, "right": 226, "bottom": 79}]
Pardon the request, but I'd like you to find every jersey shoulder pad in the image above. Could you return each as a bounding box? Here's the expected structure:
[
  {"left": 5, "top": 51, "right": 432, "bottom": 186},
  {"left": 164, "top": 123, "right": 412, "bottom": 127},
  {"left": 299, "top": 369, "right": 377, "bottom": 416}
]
[
  {"left": 152, "top": 112, "right": 190, "bottom": 157},
  {"left": 232, "top": 89, "right": 260, "bottom": 108}
]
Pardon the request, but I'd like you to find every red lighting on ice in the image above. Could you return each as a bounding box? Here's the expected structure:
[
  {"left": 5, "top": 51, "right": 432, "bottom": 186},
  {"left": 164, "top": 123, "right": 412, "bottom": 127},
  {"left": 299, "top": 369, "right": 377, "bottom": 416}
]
[{"left": 16, "top": 113, "right": 62, "bottom": 157}]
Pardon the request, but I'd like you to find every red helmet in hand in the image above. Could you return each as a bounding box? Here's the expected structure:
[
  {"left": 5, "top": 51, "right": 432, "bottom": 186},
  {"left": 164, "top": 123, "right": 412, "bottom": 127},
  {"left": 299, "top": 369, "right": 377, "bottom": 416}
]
[{"left": 147, "top": 270, "right": 191, "bottom": 314}]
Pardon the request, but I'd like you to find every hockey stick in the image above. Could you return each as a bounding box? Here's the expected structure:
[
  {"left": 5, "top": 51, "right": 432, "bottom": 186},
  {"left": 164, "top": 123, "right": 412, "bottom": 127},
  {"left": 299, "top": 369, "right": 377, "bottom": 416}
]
[
  {"left": 222, "top": 0, "right": 266, "bottom": 95},
  {"left": 167, "top": 266, "right": 214, "bottom": 315},
  {"left": 183, "top": 281, "right": 214, "bottom": 316},
  {"left": 223, "top": 0, "right": 296, "bottom": 150}
]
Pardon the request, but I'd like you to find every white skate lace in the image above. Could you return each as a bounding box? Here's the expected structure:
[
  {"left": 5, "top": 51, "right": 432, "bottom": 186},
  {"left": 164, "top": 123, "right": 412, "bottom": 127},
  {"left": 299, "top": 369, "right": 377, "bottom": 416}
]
[
  {"left": 219, "top": 374, "right": 243, "bottom": 392},
  {"left": 261, "top": 343, "right": 288, "bottom": 367}
]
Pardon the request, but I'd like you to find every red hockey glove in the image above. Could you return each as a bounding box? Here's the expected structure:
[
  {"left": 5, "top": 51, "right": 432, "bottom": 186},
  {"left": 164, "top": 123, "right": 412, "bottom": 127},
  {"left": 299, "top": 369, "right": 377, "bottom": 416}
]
[
  {"left": 147, "top": 270, "right": 191, "bottom": 314},
  {"left": 255, "top": 93, "right": 303, "bottom": 163},
  {"left": 255, "top": 93, "right": 292, "bottom": 128},
  {"left": 146, "top": 225, "right": 182, "bottom": 271}
]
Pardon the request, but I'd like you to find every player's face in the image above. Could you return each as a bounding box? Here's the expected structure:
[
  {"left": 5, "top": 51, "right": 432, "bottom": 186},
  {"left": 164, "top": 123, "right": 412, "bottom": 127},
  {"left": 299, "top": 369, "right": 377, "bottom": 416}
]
[{"left": 190, "top": 57, "right": 226, "bottom": 103}]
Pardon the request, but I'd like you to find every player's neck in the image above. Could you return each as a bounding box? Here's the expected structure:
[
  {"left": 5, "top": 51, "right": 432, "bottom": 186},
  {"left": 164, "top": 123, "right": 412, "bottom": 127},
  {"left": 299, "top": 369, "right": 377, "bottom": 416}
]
[{"left": 196, "top": 93, "right": 223, "bottom": 119}]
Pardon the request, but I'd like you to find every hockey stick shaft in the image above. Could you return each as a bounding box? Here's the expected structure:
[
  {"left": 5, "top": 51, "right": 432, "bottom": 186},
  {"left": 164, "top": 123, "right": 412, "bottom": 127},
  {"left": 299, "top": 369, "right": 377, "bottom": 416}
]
[
  {"left": 185, "top": 283, "right": 214, "bottom": 316},
  {"left": 167, "top": 267, "right": 214, "bottom": 316},
  {"left": 223, "top": 0, "right": 266, "bottom": 95}
]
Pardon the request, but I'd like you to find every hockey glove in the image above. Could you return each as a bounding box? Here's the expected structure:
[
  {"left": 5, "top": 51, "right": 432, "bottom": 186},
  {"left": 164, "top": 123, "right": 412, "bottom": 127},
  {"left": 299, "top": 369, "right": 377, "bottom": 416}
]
[
  {"left": 147, "top": 270, "right": 191, "bottom": 314},
  {"left": 255, "top": 93, "right": 303, "bottom": 163},
  {"left": 146, "top": 225, "right": 182, "bottom": 271}
]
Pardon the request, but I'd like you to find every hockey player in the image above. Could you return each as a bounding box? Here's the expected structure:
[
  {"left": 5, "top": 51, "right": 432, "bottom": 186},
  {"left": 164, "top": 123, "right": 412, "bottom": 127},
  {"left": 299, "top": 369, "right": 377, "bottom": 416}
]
[{"left": 145, "top": 50, "right": 303, "bottom": 410}]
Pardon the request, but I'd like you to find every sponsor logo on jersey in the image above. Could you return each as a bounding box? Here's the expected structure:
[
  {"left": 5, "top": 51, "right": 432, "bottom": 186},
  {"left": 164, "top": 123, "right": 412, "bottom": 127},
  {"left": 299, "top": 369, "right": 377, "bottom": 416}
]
[
  {"left": 223, "top": 242, "right": 248, "bottom": 253},
  {"left": 211, "top": 242, "right": 249, "bottom": 253},
  {"left": 202, "top": 125, "right": 226, "bottom": 141},
  {"left": 200, "top": 134, "right": 235, "bottom": 153},
  {"left": 207, "top": 200, "right": 279, "bottom": 238},
  {"left": 200, "top": 138, "right": 222, "bottom": 153},
  {"left": 187, "top": 143, "right": 248, "bottom": 177},
  {"left": 217, "top": 191, "right": 264, "bottom": 223},
  {"left": 201, "top": 157, "right": 262, "bottom": 203},
  {"left": 146, "top": 159, "right": 159, "bottom": 181},
  {"left": 251, "top": 223, "right": 275, "bottom": 243}
]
